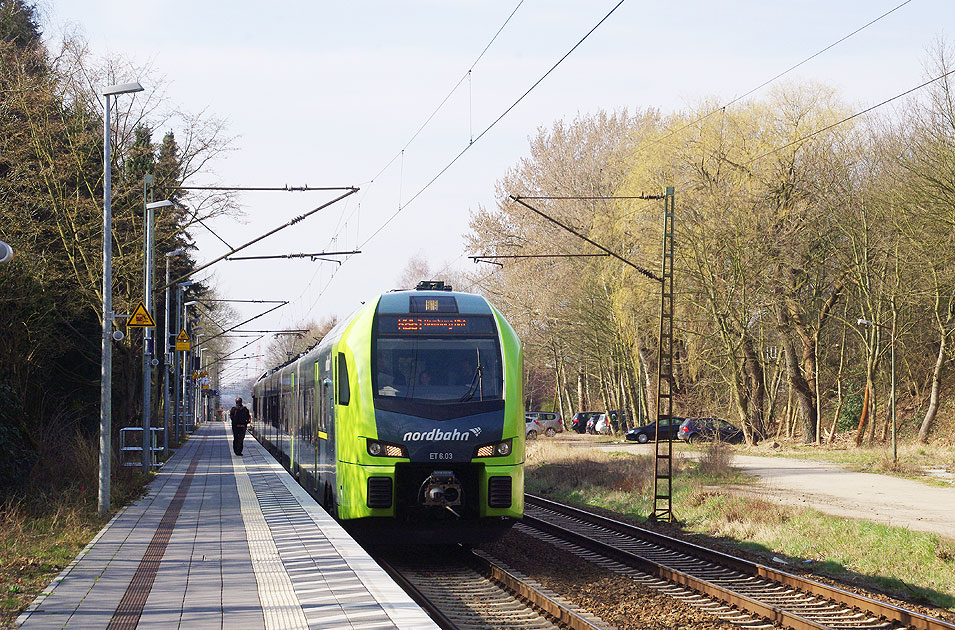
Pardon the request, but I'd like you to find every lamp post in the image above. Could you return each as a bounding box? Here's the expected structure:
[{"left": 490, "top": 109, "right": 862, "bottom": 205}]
[
  {"left": 163, "top": 248, "right": 187, "bottom": 455},
  {"left": 858, "top": 318, "right": 896, "bottom": 462},
  {"left": 175, "top": 281, "right": 195, "bottom": 445},
  {"left": 142, "top": 200, "right": 172, "bottom": 472},
  {"left": 99, "top": 81, "right": 143, "bottom": 517}
]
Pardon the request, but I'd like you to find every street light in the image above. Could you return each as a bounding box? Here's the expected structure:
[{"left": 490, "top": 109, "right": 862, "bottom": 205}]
[
  {"left": 99, "top": 80, "right": 143, "bottom": 517},
  {"left": 175, "top": 280, "right": 195, "bottom": 445},
  {"left": 140, "top": 200, "right": 173, "bottom": 472},
  {"left": 163, "top": 247, "right": 188, "bottom": 455},
  {"left": 857, "top": 318, "right": 896, "bottom": 462}
]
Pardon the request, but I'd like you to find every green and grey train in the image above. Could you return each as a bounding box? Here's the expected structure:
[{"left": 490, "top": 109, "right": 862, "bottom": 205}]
[{"left": 251, "top": 283, "right": 524, "bottom": 543}]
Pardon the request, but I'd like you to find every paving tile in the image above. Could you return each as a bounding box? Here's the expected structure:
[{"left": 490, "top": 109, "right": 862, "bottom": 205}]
[{"left": 17, "top": 422, "right": 436, "bottom": 630}]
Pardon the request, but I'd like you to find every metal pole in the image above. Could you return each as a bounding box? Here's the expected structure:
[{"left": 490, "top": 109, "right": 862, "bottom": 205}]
[
  {"left": 99, "top": 93, "right": 113, "bottom": 517},
  {"left": 163, "top": 258, "right": 171, "bottom": 455},
  {"left": 174, "top": 286, "right": 182, "bottom": 446},
  {"left": 891, "top": 314, "right": 897, "bottom": 463},
  {"left": 142, "top": 177, "right": 154, "bottom": 472}
]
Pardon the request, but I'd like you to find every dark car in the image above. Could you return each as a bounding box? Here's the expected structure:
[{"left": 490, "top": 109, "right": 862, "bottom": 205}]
[
  {"left": 571, "top": 412, "right": 600, "bottom": 434},
  {"left": 606, "top": 409, "right": 629, "bottom": 433},
  {"left": 677, "top": 417, "right": 744, "bottom": 444},
  {"left": 625, "top": 416, "right": 684, "bottom": 443}
]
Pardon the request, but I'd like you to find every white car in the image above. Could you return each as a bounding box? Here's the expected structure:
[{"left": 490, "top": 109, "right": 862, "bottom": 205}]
[
  {"left": 593, "top": 413, "right": 612, "bottom": 435},
  {"left": 525, "top": 418, "right": 543, "bottom": 440}
]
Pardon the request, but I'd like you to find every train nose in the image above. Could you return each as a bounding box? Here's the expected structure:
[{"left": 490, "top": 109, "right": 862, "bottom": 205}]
[{"left": 420, "top": 470, "right": 463, "bottom": 507}]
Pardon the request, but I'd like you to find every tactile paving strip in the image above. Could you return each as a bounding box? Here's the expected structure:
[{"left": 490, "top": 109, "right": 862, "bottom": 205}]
[
  {"left": 233, "top": 440, "right": 311, "bottom": 629},
  {"left": 106, "top": 443, "right": 204, "bottom": 630}
]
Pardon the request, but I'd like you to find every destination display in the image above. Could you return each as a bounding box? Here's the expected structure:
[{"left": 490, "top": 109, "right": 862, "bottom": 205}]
[{"left": 377, "top": 314, "right": 496, "bottom": 336}]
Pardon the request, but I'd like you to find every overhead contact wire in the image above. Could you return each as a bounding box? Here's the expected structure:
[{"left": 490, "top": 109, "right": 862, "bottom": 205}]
[
  {"left": 359, "top": 0, "right": 628, "bottom": 250},
  {"left": 657, "top": 0, "right": 914, "bottom": 144},
  {"left": 743, "top": 67, "right": 955, "bottom": 166}
]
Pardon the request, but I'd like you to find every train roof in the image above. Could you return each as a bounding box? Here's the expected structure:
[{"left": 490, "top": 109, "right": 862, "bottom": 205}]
[{"left": 377, "top": 290, "right": 492, "bottom": 315}]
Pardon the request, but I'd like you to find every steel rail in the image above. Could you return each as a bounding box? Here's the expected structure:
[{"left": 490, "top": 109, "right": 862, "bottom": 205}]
[
  {"left": 471, "top": 551, "right": 608, "bottom": 630},
  {"left": 375, "top": 549, "right": 607, "bottom": 630},
  {"left": 374, "top": 555, "right": 458, "bottom": 630},
  {"left": 526, "top": 494, "right": 955, "bottom": 630}
]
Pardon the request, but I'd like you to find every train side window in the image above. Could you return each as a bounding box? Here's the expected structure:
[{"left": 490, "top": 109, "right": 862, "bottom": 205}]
[{"left": 337, "top": 352, "right": 350, "bottom": 405}]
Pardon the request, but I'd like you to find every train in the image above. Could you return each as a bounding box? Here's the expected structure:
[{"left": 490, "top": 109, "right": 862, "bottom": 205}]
[{"left": 250, "top": 281, "right": 524, "bottom": 544}]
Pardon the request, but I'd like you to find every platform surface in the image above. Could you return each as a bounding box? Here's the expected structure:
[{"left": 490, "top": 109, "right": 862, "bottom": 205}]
[{"left": 17, "top": 422, "right": 438, "bottom": 630}]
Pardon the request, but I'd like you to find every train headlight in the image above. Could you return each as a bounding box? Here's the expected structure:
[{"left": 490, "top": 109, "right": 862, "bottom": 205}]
[
  {"left": 367, "top": 439, "right": 406, "bottom": 458},
  {"left": 474, "top": 438, "right": 512, "bottom": 458}
]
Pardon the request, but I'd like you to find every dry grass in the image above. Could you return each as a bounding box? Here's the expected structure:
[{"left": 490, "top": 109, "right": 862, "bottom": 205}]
[
  {"left": 525, "top": 439, "right": 955, "bottom": 611},
  {"left": 696, "top": 443, "right": 734, "bottom": 477},
  {"left": 0, "top": 431, "right": 152, "bottom": 628}
]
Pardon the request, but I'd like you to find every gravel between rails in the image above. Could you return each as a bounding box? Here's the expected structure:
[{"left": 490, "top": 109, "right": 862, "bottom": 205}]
[{"left": 481, "top": 529, "right": 738, "bottom": 630}]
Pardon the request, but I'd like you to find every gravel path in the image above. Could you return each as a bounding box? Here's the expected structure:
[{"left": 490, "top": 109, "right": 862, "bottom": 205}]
[{"left": 597, "top": 442, "right": 955, "bottom": 539}]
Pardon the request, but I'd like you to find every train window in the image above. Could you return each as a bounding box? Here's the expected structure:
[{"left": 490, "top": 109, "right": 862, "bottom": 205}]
[
  {"left": 337, "top": 352, "right": 350, "bottom": 405},
  {"left": 373, "top": 338, "right": 502, "bottom": 403}
]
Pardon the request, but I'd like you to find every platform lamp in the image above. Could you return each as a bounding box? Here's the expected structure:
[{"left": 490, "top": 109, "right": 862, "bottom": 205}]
[
  {"left": 175, "top": 281, "right": 196, "bottom": 445},
  {"left": 163, "top": 247, "right": 188, "bottom": 455},
  {"left": 141, "top": 200, "right": 173, "bottom": 472},
  {"left": 858, "top": 318, "right": 896, "bottom": 462},
  {"left": 99, "top": 81, "right": 143, "bottom": 517}
]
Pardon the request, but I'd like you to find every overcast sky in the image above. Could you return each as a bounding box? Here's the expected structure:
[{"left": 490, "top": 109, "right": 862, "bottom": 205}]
[{"left": 42, "top": 0, "right": 952, "bottom": 383}]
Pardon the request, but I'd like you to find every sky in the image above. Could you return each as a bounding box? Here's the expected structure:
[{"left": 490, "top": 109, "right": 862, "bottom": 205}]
[{"left": 41, "top": 0, "right": 953, "bottom": 384}]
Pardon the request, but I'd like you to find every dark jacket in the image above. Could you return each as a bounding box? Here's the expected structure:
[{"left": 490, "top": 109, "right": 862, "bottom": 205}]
[{"left": 230, "top": 404, "right": 250, "bottom": 430}]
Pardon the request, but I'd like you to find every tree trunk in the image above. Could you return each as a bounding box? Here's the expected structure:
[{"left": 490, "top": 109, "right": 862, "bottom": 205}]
[
  {"left": 776, "top": 305, "right": 817, "bottom": 443},
  {"left": 576, "top": 369, "right": 584, "bottom": 413},
  {"left": 742, "top": 334, "right": 766, "bottom": 440},
  {"left": 855, "top": 381, "right": 870, "bottom": 446},
  {"left": 918, "top": 314, "right": 949, "bottom": 442}
]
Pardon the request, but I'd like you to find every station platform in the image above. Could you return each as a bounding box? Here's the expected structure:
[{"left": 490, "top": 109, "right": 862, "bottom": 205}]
[{"left": 16, "top": 422, "right": 439, "bottom": 630}]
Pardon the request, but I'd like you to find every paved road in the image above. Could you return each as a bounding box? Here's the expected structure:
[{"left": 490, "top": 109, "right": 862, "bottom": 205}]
[{"left": 597, "top": 442, "right": 955, "bottom": 539}]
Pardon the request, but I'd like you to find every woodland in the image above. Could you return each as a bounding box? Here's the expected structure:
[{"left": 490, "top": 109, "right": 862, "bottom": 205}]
[
  {"left": 466, "top": 44, "right": 955, "bottom": 446},
  {"left": 0, "top": 1, "right": 234, "bottom": 497}
]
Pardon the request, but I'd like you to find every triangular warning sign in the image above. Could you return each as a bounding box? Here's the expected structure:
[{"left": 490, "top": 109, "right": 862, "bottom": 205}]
[
  {"left": 127, "top": 301, "right": 156, "bottom": 328},
  {"left": 176, "top": 330, "right": 189, "bottom": 342},
  {"left": 175, "top": 329, "right": 191, "bottom": 351}
]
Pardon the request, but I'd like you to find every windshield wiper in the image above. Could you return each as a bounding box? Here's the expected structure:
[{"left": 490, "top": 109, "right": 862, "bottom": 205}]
[{"left": 457, "top": 365, "right": 483, "bottom": 402}]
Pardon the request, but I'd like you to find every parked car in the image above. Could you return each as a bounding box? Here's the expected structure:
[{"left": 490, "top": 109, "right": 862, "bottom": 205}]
[
  {"left": 677, "top": 417, "right": 744, "bottom": 444},
  {"left": 525, "top": 417, "right": 543, "bottom": 440},
  {"left": 606, "top": 409, "right": 629, "bottom": 433},
  {"left": 592, "top": 413, "right": 613, "bottom": 435},
  {"left": 571, "top": 412, "right": 601, "bottom": 434},
  {"left": 525, "top": 412, "right": 563, "bottom": 437},
  {"left": 625, "top": 417, "right": 684, "bottom": 443}
]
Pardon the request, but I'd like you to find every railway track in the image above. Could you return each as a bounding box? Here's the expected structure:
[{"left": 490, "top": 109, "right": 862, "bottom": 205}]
[
  {"left": 374, "top": 545, "right": 612, "bottom": 630},
  {"left": 524, "top": 494, "right": 955, "bottom": 630}
]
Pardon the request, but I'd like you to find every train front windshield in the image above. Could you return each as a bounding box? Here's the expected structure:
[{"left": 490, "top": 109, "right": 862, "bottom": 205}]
[{"left": 373, "top": 315, "right": 503, "bottom": 403}]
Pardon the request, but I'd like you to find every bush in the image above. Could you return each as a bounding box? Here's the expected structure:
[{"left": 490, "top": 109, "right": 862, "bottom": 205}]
[
  {"left": 697, "top": 442, "right": 734, "bottom": 477},
  {"left": 838, "top": 385, "right": 863, "bottom": 432}
]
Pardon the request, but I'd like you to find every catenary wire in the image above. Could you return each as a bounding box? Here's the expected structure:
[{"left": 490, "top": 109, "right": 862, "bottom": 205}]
[
  {"left": 366, "top": 0, "right": 526, "bottom": 185},
  {"left": 654, "top": 0, "right": 914, "bottom": 145},
  {"left": 743, "top": 67, "right": 955, "bottom": 166},
  {"left": 357, "top": 0, "right": 627, "bottom": 251}
]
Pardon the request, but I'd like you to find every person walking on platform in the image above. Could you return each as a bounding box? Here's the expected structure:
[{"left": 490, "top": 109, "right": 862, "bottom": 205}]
[{"left": 230, "top": 397, "right": 251, "bottom": 456}]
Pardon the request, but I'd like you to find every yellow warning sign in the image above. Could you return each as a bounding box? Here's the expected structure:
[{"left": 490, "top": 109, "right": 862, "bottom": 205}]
[
  {"left": 126, "top": 301, "right": 156, "bottom": 328},
  {"left": 175, "top": 329, "right": 190, "bottom": 351}
]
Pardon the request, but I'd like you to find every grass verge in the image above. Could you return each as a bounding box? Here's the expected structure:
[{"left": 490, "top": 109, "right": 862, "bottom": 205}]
[
  {"left": 0, "top": 464, "right": 151, "bottom": 628},
  {"left": 525, "top": 439, "right": 955, "bottom": 612}
]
